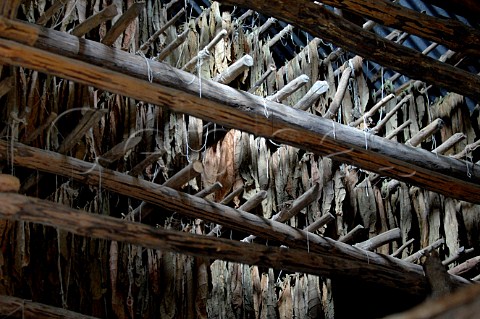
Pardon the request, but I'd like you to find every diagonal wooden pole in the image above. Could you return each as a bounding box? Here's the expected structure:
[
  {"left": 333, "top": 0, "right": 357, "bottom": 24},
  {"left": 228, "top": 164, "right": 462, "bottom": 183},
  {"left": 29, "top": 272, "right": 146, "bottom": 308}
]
[{"left": 0, "top": 18, "right": 479, "bottom": 202}]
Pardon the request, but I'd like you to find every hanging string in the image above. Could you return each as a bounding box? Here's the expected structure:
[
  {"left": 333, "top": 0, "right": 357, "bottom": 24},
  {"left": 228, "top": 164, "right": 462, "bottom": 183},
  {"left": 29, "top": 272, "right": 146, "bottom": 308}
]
[
  {"left": 262, "top": 98, "right": 270, "bottom": 118},
  {"left": 137, "top": 51, "right": 154, "bottom": 83},
  {"left": 196, "top": 48, "right": 210, "bottom": 98},
  {"left": 185, "top": 117, "right": 209, "bottom": 163},
  {"left": 381, "top": 67, "right": 385, "bottom": 100},
  {"left": 465, "top": 146, "right": 474, "bottom": 178}
]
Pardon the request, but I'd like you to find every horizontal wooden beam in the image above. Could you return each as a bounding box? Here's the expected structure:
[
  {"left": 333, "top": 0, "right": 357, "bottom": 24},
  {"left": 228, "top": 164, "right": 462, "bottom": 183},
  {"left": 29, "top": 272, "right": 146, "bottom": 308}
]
[
  {"left": 0, "top": 192, "right": 431, "bottom": 295},
  {"left": 0, "top": 141, "right": 447, "bottom": 296},
  {"left": 318, "top": 0, "right": 480, "bottom": 55},
  {"left": 0, "top": 18, "right": 479, "bottom": 203},
  {"left": 0, "top": 295, "right": 99, "bottom": 319},
  {"left": 216, "top": 0, "right": 480, "bottom": 101},
  {"left": 421, "top": 0, "right": 480, "bottom": 25}
]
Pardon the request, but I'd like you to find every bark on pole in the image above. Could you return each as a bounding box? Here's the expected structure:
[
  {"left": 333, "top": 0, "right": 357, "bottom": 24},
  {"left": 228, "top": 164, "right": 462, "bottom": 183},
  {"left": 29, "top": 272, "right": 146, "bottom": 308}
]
[
  {"left": 0, "top": 295, "right": 100, "bottom": 319},
  {"left": 0, "top": 192, "right": 434, "bottom": 297},
  {"left": 0, "top": 140, "right": 460, "bottom": 296},
  {"left": 215, "top": 0, "right": 480, "bottom": 101},
  {"left": 0, "top": 18, "right": 479, "bottom": 202}
]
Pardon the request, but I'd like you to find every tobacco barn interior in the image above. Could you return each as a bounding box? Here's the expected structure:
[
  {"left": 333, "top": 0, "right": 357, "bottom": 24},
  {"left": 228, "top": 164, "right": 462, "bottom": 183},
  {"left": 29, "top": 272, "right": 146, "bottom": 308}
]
[{"left": 0, "top": 0, "right": 480, "bottom": 318}]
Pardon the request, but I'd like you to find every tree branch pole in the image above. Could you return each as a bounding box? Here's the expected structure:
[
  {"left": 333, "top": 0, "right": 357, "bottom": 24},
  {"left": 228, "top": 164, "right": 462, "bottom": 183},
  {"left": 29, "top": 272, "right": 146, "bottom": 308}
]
[
  {"left": 0, "top": 294, "right": 100, "bottom": 319},
  {"left": 0, "top": 140, "right": 452, "bottom": 296},
  {"left": 318, "top": 0, "right": 480, "bottom": 55},
  {"left": 216, "top": 0, "right": 480, "bottom": 101},
  {"left": 71, "top": 4, "right": 118, "bottom": 37},
  {"left": 0, "top": 18, "right": 480, "bottom": 202},
  {"left": 0, "top": 192, "right": 433, "bottom": 296}
]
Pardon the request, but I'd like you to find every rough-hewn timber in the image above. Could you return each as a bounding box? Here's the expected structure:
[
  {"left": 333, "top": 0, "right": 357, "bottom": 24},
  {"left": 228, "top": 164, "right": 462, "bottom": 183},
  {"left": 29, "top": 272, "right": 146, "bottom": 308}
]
[
  {"left": 216, "top": 0, "right": 480, "bottom": 101},
  {"left": 0, "top": 141, "right": 467, "bottom": 296},
  {"left": 0, "top": 192, "right": 440, "bottom": 297},
  {"left": 0, "top": 295, "right": 99, "bottom": 319},
  {"left": 318, "top": 0, "right": 480, "bottom": 55},
  {"left": 0, "top": 18, "right": 479, "bottom": 202}
]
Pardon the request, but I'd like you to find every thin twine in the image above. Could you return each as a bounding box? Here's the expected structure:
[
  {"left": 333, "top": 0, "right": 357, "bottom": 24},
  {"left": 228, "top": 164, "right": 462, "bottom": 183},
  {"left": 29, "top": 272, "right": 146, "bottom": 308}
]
[
  {"left": 381, "top": 67, "right": 385, "bottom": 100},
  {"left": 466, "top": 149, "right": 473, "bottom": 178},
  {"left": 196, "top": 48, "right": 210, "bottom": 98},
  {"left": 138, "top": 51, "right": 154, "bottom": 83},
  {"left": 185, "top": 118, "right": 209, "bottom": 163},
  {"left": 262, "top": 98, "right": 270, "bottom": 118}
]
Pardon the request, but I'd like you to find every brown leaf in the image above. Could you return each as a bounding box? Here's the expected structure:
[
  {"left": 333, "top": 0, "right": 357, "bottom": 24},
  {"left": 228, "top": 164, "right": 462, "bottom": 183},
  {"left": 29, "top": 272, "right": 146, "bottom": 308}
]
[{"left": 278, "top": 276, "right": 293, "bottom": 319}]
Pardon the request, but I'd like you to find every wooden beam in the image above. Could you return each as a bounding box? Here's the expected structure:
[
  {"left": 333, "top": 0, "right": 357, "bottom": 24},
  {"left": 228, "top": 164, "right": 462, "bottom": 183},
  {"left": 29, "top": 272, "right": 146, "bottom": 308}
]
[
  {"left": 101, "top": 2, "right": 145, "bottom": 46},
  {"left": 0, "top": 140, "right": 456, "bottom": 296},
  {"left": 216, "top": 0, "right": 480, "bottom": 101},
  {"left": 71, "top": 4, "right": 118, "bottom": 37},
  {"left": 421, "top": 0, "right": 480, "bottom": 25},
  {"left": 0, "top": 0, "right": 21, "bottom": 18},
  {"left": 318, "top": 0, "right": 480, "bottom": 56},
  {"left": 0, "top": 192, "right": 430, "bottom": 295},
  {"left": 0, "top": 19, "right": 479, "bottom": 203},
  {"left": 383, "top": 283, "right": 480, "bottom": 319},
  {"left": 0, "top": 295, "right": 99, "bottom": 319}
]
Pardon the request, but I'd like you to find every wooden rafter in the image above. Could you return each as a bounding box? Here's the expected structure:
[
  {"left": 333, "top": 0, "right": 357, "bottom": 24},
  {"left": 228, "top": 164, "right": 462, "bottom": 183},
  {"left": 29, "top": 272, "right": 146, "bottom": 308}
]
[
  {"left": 421, "top": 0, "right": 480, "bottom": 25},
  {"left": 0, "top": 295, "right": 99, "bottom": 319},
  {"left": 0, "top": 192, "right": 434, "bottom": 295},
  {"left": 0, "top": 18, "right": 479, "bottom": 203},
  {"left": 0, "top": 141, "right": 470, "bottom": 296},
  {"left": 216, "top": 0, "right": 480, "bottom": 101},
  {"left": 317, "top": 0, "right": 480, "bottom": 55}
]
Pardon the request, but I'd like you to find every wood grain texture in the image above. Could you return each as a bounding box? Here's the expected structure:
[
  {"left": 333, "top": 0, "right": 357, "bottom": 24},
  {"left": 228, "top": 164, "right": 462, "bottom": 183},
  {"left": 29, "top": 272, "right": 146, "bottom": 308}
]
[
  {"left": 0, "top": 18, "right": 479, "bottom": 202},
  {"left": 0, "top": 140, "right": 451, "bottom": 296},
  {"left": 0, "top": 295, "right": 99, "bottom": 319},
  {"left": 318, "top": 0, "right": 480, "bottom": 55},
  {"left": 216, "top": 0, "right": 480, "bottom": 101},
  {"left": 0, "top": 192, "right": 428, "bottom": 296}
]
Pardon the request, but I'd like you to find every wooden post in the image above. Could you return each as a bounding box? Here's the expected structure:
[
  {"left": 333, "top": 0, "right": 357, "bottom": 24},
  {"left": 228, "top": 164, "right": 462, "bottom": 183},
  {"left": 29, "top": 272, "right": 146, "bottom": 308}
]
[
  {"left": 183, "top": 29, "right": 228, "bottom": 72},
  {"left": 406, "top": 118, "right": 444, "bottom": 147},
  {"left": 98, "top": 136, "right": 142, "bottom": 167},
  {"left": 212, "top": 54, "right": 254, "bottom": 84},
  {"left": 433, "top": 133, "right": 466, "bottom": 155},
  {"left": 354, "top": 228, "right": 401, "bottom": 251},
  {"left": 385, "top": 119, "right": 412, "bottom": 140},
  {"left": 404, "top": 238, "right": 444, "bottom": 263},
  {"left": 194, "top": 181, "right": 223, "bottom": 198},
  {"left": 294, "top": 80, "right": 329, "bottom": 111},
  {"left": 372, "top": 94, "right": 411, "bottom": 134},
  {"left": 349, "top": 93, "right": 395, "bottom": 128},
  {"left": 101, "top": 2, "right": 145, "bottom": 46},
  {"left": 267, "top": 24, "right": 293, "bottom": 47},
  {"left": 325, "top": 56, "right": 363, "bottom": 119},
  {"left": 248, "top": 63, "right": 276, "bottom": 93},
  {"left": 391, "top": 238, "right": 415, "bottom": 258},
  {"left": 304, "top": 213, "right": 335, "bottom": 233},
  {"left": 267, "top": 74, "right": 309, "bottom": 103},
  {"left": 157, "top": 28, "right": 190, "bottom": 61},
  {"left": 138, "top": 8, "right": 185, "bottom": 53},
  {"left": 71, "top": 4, "right": 118, "bottom": 37},
  {"left": 208, "top": 190, "right": 267, "bottom": 236},
  {"left": 339, "top": 225, "right": 365, "bottom": 244},
  {"left": 275, "top": 183, "right": 320, "bottom": 222}
]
